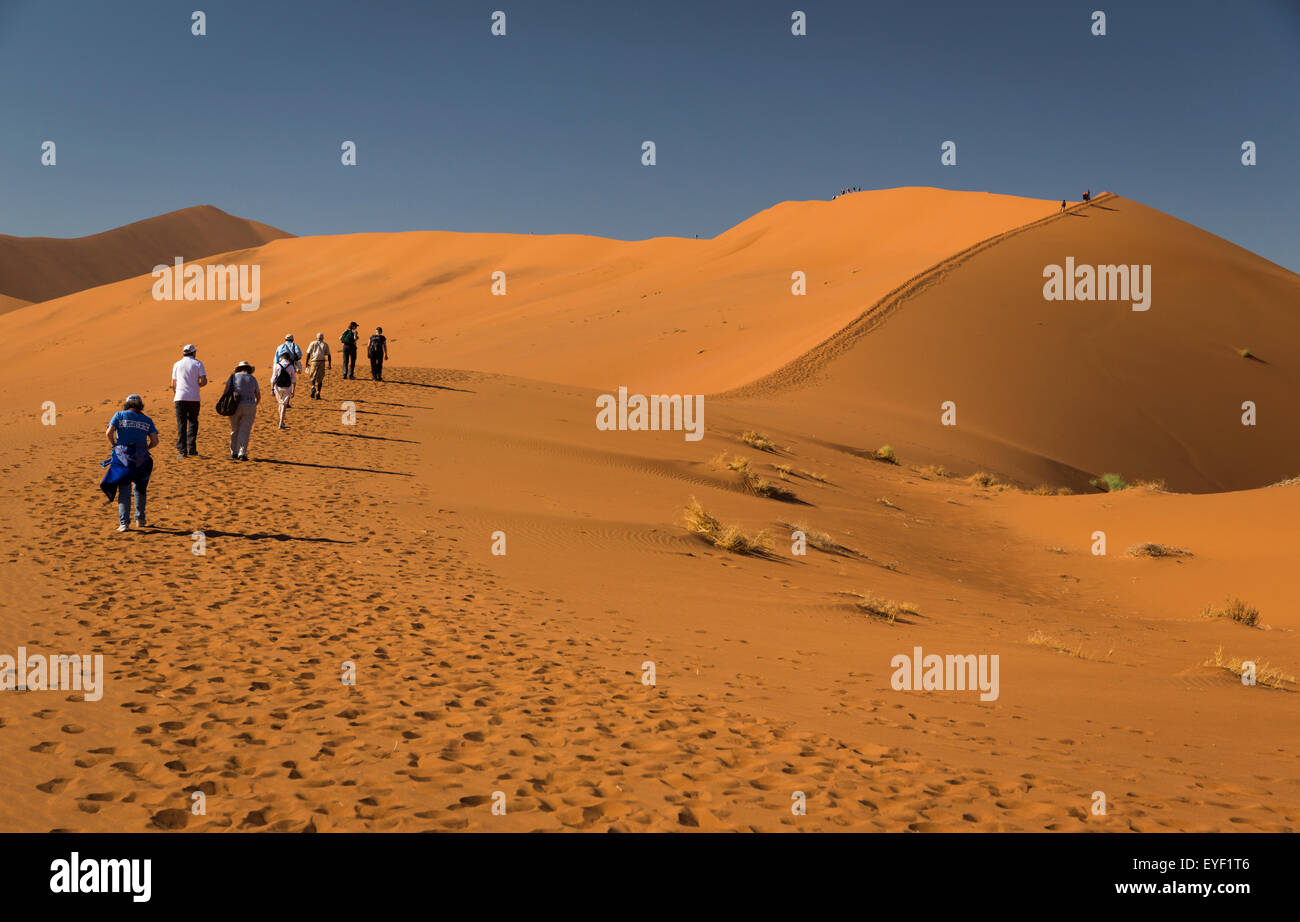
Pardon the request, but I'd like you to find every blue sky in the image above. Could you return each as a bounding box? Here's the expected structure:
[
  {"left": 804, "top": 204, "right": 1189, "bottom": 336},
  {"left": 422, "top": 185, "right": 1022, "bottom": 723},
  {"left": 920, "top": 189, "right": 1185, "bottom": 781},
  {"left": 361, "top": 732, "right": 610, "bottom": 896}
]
[{"left": 2, "top": 0, "right": 1298, "bottom": 270}]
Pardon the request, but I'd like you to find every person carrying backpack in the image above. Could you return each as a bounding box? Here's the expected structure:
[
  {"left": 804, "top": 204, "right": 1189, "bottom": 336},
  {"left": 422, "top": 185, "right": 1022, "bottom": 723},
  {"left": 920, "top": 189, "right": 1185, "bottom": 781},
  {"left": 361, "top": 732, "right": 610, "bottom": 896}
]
[
  {"left": 367, "top": 326, "right": 388, "bottom": 381},
  {"left": 270, "top": 353, "right": 297, "bottom": 429},
  {"left": 340, "top": 322, "right": 360, "bottom": 379}
]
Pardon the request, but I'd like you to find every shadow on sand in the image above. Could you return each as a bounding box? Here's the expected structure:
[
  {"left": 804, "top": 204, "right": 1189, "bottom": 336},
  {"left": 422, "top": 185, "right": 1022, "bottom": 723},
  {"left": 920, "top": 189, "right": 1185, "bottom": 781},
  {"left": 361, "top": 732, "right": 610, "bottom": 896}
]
[
  {"left": 143, "top": 527, "right": 353, "bottom": 544},
  {"left": 322, "top": 430, "right": 419, "bottom": 444},
  {"left": 252, "top": 457, "right": 413, "bottom": 477}
]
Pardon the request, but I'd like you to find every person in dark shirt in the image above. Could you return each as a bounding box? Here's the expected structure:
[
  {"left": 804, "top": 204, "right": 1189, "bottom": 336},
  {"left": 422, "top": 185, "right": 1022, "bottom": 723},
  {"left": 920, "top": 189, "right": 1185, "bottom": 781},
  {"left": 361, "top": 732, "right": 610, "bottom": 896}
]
[
  {"left": 368, "top": 327, "right": 389, "bottom": 381},
  {"left": 340, "top": 322, "right": 360, "bottom": 379}
]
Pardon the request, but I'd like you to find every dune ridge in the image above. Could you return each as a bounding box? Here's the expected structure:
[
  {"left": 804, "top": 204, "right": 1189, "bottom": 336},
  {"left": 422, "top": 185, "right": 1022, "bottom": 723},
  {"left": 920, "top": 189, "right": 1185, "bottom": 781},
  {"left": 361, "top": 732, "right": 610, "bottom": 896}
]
[{"left": 0, "top": 205, "right": 293, "bottom": 304}]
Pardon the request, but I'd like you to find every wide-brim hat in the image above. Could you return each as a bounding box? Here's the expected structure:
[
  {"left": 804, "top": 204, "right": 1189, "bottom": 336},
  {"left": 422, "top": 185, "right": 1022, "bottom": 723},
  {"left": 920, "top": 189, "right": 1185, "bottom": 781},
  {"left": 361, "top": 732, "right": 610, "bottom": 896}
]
[{"left": 234, "top": 361, "right": 254, "bottom": 372}]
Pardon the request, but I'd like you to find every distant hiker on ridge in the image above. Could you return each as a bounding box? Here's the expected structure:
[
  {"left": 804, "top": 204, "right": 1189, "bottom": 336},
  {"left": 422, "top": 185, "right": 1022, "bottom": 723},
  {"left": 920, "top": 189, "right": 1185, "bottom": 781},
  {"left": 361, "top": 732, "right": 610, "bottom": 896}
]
[
  {"left": 170, "top": 343, "right": 207, "bottom": 458},
  {"left": 1083, "top": 189, "right": 1091, "bottom": 203}
]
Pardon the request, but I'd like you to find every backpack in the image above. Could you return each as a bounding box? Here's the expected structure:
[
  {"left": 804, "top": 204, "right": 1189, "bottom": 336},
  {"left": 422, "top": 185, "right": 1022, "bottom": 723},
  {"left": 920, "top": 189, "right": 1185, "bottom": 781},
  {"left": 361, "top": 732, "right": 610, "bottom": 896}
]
[
  {"left": 341, "top": 329, "right": 355, "bottom": 346},
  {"left": 368, "top": 334, "right": 383, "bottom": 358},
  {"left": 275, "top": 362, "right": 292, "bottom": 388}
]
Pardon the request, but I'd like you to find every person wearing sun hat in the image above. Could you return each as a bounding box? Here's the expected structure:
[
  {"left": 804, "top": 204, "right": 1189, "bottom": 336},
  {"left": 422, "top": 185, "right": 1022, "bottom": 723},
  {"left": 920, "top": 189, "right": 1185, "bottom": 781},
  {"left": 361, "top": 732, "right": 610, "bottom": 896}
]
[{"left": 227, "top": 360, "right": 261, "bottom": 461}]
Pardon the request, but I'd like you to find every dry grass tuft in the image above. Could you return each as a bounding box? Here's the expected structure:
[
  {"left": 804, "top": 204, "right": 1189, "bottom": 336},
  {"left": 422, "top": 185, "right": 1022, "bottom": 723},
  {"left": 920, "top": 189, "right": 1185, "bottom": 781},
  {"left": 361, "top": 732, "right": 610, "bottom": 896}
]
[
  {"left": 1125, "top": 543, "right": 1192, "bottom": 558},
  {"left": 741, "top": 430, "right": 778, "bottom": 452},
  {"left": 842, "top": 592, "right": 917, "bottom": 624},
  {"left": 915, "top": 464, "right": 950, "bottom": 479},
  {"left": 683, "top": 497, "right": 773, "bottom": 555},
  {"left": 712, "top": 452, "right": 799, "bottom": 501},
  {"left": 784, "top": 522, "right": 863, "bottom": 557},
  {"left": 1205, "top": 647, "right": 1294, "bottom": 689},
  {"left": 1200, "top": 597, "right": 1261, "bottom": 628},
  {"left": 966, "top": 471, "right": 1013, "bottom": 491},
  {"left": 1027, "top": 630, "right": 1111, "bottom": 661},
  {"left": 872, "top": 445, "right": 898, "bottom": 464}
]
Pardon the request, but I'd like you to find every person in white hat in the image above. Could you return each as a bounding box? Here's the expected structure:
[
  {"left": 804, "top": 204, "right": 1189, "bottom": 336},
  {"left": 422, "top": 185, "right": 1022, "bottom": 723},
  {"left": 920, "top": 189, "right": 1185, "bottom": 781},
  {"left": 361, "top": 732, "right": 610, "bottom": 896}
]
[{"left": 170, "top": 343, "right": 208, "bottom": 458}]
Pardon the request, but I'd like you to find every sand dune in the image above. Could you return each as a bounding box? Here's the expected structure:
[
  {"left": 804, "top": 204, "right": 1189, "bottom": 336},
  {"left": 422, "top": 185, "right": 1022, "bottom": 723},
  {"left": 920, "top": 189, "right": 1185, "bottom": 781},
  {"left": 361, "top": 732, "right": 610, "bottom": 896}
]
[
  {"left": 0, "top": 205, "right": 292, "bottom": 304},
  {"left": 0, "top": 188, "right": 1058, "bottom": 406},
  {"left": 1, "top": 188, "right": 1296, "bottom": 833},
  {"left": 0, "top": 294, "right": 30, "bottom": 315},
  {"left": 1, "top": 367, "right": 1295, "bottom": 832},
  {"left": 726, "top": 194, "right": 1300, "bottom": 492}
]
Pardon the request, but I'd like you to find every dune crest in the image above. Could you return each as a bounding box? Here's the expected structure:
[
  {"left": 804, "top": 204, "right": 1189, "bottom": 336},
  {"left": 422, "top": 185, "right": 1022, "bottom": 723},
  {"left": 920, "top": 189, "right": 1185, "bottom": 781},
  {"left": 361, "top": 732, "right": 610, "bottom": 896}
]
[{"left": 0, "top": 205, "right": 292, "bottom": 304}]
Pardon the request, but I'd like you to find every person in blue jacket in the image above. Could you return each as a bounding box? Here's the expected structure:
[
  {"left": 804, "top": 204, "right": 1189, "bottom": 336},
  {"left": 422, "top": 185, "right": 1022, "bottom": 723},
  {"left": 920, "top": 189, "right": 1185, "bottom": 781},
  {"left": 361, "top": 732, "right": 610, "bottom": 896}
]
[{"left": 103, "top": 394, "right": 159, "bottom": 532}]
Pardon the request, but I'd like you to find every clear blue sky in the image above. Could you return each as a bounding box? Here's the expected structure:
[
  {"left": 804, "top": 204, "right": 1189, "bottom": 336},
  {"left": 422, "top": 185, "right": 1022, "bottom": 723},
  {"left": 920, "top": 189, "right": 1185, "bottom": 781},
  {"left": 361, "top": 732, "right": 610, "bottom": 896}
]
[{"left": 2, "top": 0, "right": 1298, "bottom": 270}]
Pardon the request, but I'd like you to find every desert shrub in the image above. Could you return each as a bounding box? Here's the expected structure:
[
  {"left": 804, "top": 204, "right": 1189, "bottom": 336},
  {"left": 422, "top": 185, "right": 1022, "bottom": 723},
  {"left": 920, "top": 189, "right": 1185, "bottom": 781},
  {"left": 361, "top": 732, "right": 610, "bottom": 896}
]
[
  {"left": 1090, "top": 472, "right": 1128, "bottom": 492},
  {"left": 741, "top": 430, "right": 778, "bottom": 452},
  {"left": 1200, "top": 597, "right": 1260, "bottom": 628},
  {"left": 1125, "top": 543, "right": 1192, "bottom": 558},
  {"left": 843, "top": 592, "right": 916, "bottom": 624},
  {"left": 1205, "top": 647, "right": 1294, "bottom": 689},
  {"left": 683, "top": 498, "right": 773, "bottom": 555}
]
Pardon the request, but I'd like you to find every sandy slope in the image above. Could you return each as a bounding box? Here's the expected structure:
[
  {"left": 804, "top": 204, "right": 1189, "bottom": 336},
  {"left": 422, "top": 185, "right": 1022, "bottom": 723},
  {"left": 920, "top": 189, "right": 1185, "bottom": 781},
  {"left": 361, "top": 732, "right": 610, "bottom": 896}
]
[
  {"left": 0, "top": 369, "right": 1294, "bottom": 832},
  {"left": 0, "top": 294, "right": 29, "bottom": 315},
  {"left": 0, "top": 189, "right": 1296, "bottom": 832},
  {"left": 0, "top": 188, "right": 1059, "bottom": 407},
  {"left": 727, "top": 194, "right": 1300, "bottom": 493},
  {"left": 0, "top": 205, "right": 292, "bottom": 304}
]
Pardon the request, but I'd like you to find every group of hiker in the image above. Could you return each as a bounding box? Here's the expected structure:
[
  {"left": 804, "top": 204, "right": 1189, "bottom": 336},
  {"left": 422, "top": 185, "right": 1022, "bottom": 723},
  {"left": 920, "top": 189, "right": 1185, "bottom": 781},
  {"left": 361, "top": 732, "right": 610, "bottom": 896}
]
[
  {"left": 831, "top": 186, "right": 860, "bottom": 199},
  {"left": 101, "top": 324, "right": 390, "bottom": 531}
]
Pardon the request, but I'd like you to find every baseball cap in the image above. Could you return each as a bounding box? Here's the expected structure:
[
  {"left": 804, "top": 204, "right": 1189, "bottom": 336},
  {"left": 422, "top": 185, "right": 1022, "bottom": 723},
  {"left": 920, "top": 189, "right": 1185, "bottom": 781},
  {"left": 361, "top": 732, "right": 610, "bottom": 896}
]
[{"left": 183, "top": 344, "right": 197, "bottom": 355}]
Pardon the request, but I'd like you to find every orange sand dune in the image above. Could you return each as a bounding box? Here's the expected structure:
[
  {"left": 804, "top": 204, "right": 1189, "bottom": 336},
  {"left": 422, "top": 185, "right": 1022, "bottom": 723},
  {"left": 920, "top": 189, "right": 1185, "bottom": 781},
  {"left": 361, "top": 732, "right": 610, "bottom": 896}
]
[
  {"left": 1, "top": 368, "right": 1295, "bottom": 832},
  {"left": 1, "top": 188, "right": 1296, "bottom": 833},
  {"left": 0, "top": 294, "right": 30, "bottom": 315},
  {"left": 0, "top": 188, "right": 1059, "bottom": 406},
  {"left": 0, "top": 205, "right": 292, "bottom": 304},
  {"left": 727, "top": 194, "right": 1300, "bottom": 493}
]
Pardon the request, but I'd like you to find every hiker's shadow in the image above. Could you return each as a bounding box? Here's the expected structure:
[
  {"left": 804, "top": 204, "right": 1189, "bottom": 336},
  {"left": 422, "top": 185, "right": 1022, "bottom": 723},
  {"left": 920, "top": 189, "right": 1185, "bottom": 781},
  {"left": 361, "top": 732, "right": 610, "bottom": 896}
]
[{"left": 144, "top": 527, "right": 353, "bottom": 544}]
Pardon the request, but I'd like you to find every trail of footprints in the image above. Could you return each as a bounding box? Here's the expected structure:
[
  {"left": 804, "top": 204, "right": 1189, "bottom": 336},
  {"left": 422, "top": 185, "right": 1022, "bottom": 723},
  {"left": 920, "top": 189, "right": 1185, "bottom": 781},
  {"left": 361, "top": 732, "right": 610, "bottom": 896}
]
[{"left": 4, "top": 368, "right": 1289, "bottom": 832}]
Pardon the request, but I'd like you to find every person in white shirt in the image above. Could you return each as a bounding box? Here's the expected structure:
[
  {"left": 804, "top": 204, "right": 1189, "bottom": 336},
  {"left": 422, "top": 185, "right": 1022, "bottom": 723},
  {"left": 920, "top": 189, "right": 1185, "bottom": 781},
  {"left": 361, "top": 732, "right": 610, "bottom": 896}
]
[{"left": 170, "top": 344, "right": 208, "bottom": 458}]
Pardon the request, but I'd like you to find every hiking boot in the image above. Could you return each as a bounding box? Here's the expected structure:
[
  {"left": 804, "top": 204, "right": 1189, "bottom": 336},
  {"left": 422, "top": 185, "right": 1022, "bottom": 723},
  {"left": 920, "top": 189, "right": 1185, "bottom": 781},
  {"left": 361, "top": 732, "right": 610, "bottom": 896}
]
[
  {"left": 136, "top": 517, "right": 147, "bottom": 527},
  {"left": 117, "top": 523, "right": 129, "bottom": 532}
]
